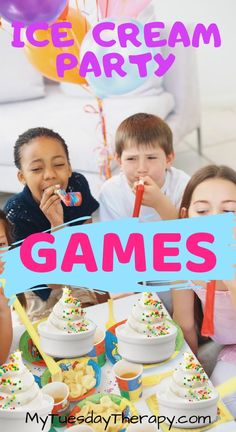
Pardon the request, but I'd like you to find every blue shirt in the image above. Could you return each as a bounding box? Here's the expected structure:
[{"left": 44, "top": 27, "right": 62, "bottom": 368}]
[{"left": 4, "top": 172, "right": 99, "bottom": 300}]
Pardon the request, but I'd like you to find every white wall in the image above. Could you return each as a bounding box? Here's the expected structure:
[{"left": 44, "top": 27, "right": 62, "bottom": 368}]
[
  {"left": 36, "top": 0, "right": 236, "bottom": 107},
  {"left": 68, "top": 0, "right": 236, "bottom": 107},
  {"left": 152, "top": 0, "right": 236, "bottom": 107}
]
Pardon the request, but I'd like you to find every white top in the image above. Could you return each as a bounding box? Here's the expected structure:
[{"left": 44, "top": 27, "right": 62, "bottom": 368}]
[{"left": 98, "top": 167, "right": 190, "bottom": 222}]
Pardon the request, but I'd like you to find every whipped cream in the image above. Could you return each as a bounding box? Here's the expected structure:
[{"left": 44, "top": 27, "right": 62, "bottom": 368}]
[
  {"left": 48, "top": 287, "right": 89, "bottom": 334},
  {"left": 0, "top": 352, "right": 42, "bottom": 410},
  {"left": 127, "top": 292, "right": 172, "bottom": 337},
  {"left": 168, "top": 352, "right": 216, "bottom": 402}
]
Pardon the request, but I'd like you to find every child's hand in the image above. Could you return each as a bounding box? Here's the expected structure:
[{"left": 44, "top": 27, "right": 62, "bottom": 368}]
[
  {"left": 0, "top": 258, "right": 4, "bottom": 275},
  {"left": 133, "top": 176, "right": 178, "bottom": 220},
  {"left": 133, "top": 176, "right": 162, "bottom": 209},
  {"left": 40, "top": 185, "right": 64, "bottom": 228},
  {"left": 0, "top": 286, "right": 9, "bottom": 312}
]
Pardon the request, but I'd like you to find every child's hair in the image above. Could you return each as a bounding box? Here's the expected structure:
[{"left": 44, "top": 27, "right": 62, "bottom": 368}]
[
  {"left": 0, "top": 209, "right": 13, "bottom": 244},
  {"left": 179, "top": 165, "right": 236, "bottom": 345},
  {"left": 14, "top": 127, "right": 70, "bottom": 169},
  {"left": 0, "top": 210, "right": 26, "bottom": 307},
  {"left": 180, "top": 164, "right": 236, "bottom": 214},
  {"left": 115, "top": 113, "right": 173, "bottom": 157}
]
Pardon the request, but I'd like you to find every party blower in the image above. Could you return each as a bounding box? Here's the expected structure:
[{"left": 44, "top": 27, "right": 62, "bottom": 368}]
[
  {"left": 201, "top": 280, "right": 216, "bottom": 337},
  {"left": 132, "top": 179, "right": 144, "bottom": 218}
]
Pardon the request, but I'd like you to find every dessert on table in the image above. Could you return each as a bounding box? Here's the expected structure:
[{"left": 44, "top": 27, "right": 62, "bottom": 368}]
[
  {"left": 38, "top": 287, "right": 96, "bottom": 357},
  {"left": 157, "top": 352, "right": 219, "bottom": 428},
  {"left": 116, "top": 292, "right": 177, "bottom": 363},
  {"left": 0, "top": 351, "right": 53, "bottom": 432}
]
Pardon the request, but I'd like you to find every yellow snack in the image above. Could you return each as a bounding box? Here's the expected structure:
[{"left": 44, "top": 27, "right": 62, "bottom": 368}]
[
  {"left": 59, "top": 360, "right": 96, "bottom": 399},
  {"left": 77, "top": 396, "right": 127, "bottom": 432}
]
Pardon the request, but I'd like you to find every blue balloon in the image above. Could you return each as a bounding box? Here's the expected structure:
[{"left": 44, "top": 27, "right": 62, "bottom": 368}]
[{"left": 80, "top": 19, "right": 156, "bottom": 98}]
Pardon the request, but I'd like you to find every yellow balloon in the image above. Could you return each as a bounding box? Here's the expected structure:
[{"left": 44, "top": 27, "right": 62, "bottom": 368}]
[{"left": 25, "top": 7, "right": 89, "bottom": 84}]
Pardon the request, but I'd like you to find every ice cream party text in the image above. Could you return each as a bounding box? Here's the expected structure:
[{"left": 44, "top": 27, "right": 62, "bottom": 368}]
[{"left": 11, "top": 20, "right": 221, "bottom": 80}]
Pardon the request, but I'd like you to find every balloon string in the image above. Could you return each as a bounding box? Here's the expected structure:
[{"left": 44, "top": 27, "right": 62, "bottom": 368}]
[
  {"left": 74, "top": 0, "right": 87, "bottom": 34},
  {"left": 83, "top": 0, "right": 87, "bottom": 33},
  {"left": 96, "top": 97, "right": 112, "bottom": 179},
  {"left": 97, "top": 97, "right": 108, "bottom": 147},
  {"left": 84, "top": 100, "right": 113, "bottom": 179},
  {"left": 120, "top": 0, "right": 127, "bottom": 17},
  {"left": 105, "top": 0, "right": 109, "bottom": 18},
  {"left": 96, "top": 0, "right": 100, "bottom": 21}
]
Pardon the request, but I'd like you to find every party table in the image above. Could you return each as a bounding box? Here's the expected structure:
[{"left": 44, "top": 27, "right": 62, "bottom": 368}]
[{"left": 12, "top": 294, "right": 235, "bottom": 431}]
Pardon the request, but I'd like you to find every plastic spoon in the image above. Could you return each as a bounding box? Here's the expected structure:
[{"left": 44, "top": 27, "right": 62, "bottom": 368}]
[
  {"left": 13, "top": 296, "right": 62, "bottom": 382},
  {"left": 216, "top": 377, "right": 236, "bottom": 399},
  {"left": 105, "top": 298, "right": 116, "bottom": 329}
]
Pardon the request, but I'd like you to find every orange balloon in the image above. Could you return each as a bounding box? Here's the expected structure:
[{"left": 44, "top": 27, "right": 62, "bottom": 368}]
[{"left": 25, "top": 7, "right": 89, "bottom": 85}]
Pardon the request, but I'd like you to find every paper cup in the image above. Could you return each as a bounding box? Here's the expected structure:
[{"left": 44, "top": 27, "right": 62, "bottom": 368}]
[
  {"left": 88, "top": 327, "right": 106, "bottom": 366},
  {"left": 113, "top": 359, "right": 143, "bottom": 401},
  {"left": 42, "top": 382, "right": 69, "bottom": 415}
]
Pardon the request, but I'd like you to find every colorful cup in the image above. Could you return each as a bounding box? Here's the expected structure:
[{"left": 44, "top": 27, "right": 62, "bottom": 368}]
[
  {"left": 113, "top": 359, "right": 143, "bottom": 401},
  {"left": 42, "top": 382, "right": 69, "bottom": 414},
  {"left": 88, "top": 327, "right": 106, "bottom": 367}
]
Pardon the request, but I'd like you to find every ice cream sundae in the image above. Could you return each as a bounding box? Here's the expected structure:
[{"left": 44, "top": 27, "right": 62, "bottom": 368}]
[
  {"left": 48, "top": 287, "right": 89, "bottom": 334},
  {"left": 0, "top": 351, "right": 53, "bottom": 431},
  {"left": 157, "top": 352, "right": 219, "bottom": 428},
  {"left": 38, "top": 288, "right": 96, "bottom": 357},
  {"left": 116, "top": 293, "right": 177, "bottom": 363}
]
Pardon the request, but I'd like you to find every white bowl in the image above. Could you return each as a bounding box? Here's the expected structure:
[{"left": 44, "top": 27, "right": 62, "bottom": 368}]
[
  {"left": 38, "top": 320, "right": 96, "bottom": 358},
  {"left": 0, "top": 394, "right": 53, "bottom": 432},
  {"left": 157, "top": 377, "right": 219, "bottom": 429},
  {"left": 116, "top": 323, "right": 177, "bottom": 363}
]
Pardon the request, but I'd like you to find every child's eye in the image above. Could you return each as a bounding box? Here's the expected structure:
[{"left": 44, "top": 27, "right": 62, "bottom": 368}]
[
  {"left": 31, "top": 168, "right": 42, "bottom": 172},
  {"left": 147, "top": 156, "right": 158, "bottom": 160},
  {"left": 126, "top": 157, "right": 136, "bottom": 161},
  {"left": 54, "top": 163, "right": 65, "bottom": 167},
  {"left": 196, "top": 210, "right": 208, "bottom": 215}
]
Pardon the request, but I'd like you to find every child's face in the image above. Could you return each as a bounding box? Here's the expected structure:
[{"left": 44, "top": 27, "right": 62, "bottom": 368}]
[
  {"left": 0, "top": 222, "right": 8, "bottom": 248},
  {"left": 187, "top": 178, "right": 236, "bottom": 217},
  {"left": 17, "top": 137, "right": 72, "bottom": 203},
  {"left": 118, "top": 144, "right": 174, "bottom": 187}
]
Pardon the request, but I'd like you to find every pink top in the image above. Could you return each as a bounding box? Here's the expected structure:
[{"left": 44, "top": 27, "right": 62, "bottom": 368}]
[{"left": 194, "top": 287, "right": 236, "bottom": 345}]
